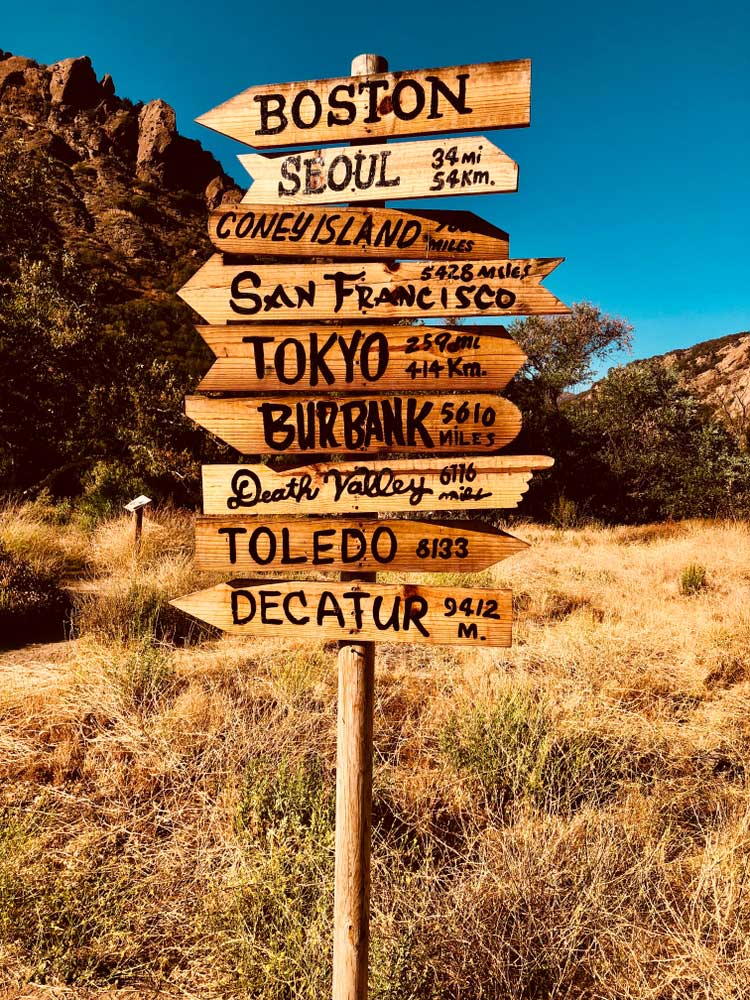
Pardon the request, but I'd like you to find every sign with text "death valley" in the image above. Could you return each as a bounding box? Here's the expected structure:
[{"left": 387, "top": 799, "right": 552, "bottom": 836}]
[
  {"left": 209, "top": 205, "right": 510, "bottom": 260},
  {"left": 171, "top": 581, "right": 513, "bottom": 646},
  {"left": 201, "top": 456, "right": 554, "bottom": 516},
  {"left": 196, "top": 324, "right": 526, "bottom": 393},
  {"left": 196, "top": 59, "right": 530, "bottom": 149},
  {"left": 185, "top": 394, "right": 521, "bottom": 455},
  {"left": 178, "top": 257, "right": 568, "bottom": 324},
  {"left": 238, "top": 138, "right": 517, "bottom": 205}
]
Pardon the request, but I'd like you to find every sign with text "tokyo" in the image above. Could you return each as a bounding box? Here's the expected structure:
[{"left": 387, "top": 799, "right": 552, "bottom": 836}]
[
  {"left": 196, "top": 324, "right": 526, "bottom": 393},
  {"left": 201, "top": 456, "right": 554, "bottom": 516},
  {"left": 178, "top": 257, "right": 568, "bottom": 324},
  {"left": 195, "top": 517, "right": 528, "bottom": 574},
  {"left": 238, "top": 138, "right": 517, "bottom": 205},
  {"left": 171, "top": 580, "right": 513, "bottom": 646},
  {"left": 185, "top": 393, "right": 521, "bottom": 455},
  {"left": 209, "top": 205, "right": 510, "bottom": 259},
  {"left": 196, "top": 59, "right": 530, "bottom": 149}
]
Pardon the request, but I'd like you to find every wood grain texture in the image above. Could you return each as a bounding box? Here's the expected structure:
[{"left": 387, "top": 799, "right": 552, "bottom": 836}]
[
  {"left": 208, "top": 205, "right": 510, "bottom": 259},
  {"left": 237, "top": 137, "right": 517, "bottom": 205},
  {"left": 170, "top": 580, "right": 513, "bottom": 646},
  {"left": 196, "top": 59, "right": 531, "bottom": 148},
  {"left": 194, "top": 516, "right": 529, "bottom": 573},
  {"left": 201, "top": 456, "right": 554, "bottom": 515},
  {"left": 185, "top": 393, "right": 522, "bottom": 455},
  {"left": 178, "top": 256, "right": 568, "bottom": 324},
  {"left": 195, "top": 324, "right": 526, "bottom": 393}
]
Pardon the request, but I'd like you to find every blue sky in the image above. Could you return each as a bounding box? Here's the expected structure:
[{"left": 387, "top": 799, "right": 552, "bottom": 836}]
[{"left": 4, "top": 0, "right": 749, "bottom": 371}]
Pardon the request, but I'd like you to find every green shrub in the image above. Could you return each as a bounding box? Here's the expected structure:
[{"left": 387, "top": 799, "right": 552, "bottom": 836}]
[
  {"left": 680, "top": 563, "right": 708, "bottom": 596},
  {"left": 0, "top": 542, "right": 70, "bottom": 646}
]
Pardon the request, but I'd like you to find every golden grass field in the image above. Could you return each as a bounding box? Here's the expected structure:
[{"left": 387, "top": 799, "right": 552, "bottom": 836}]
[{"left": 1, "top": 504, "right": 749, "bottom": 998}]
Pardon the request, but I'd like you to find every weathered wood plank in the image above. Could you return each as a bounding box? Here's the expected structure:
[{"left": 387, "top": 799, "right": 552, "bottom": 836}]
[
  {"left": 238, "top": 137, "right": 517, "bottom": 205},
  {"left": 196, "top": 59, "right": 531, "bottom": 149},
  {"left": 194, "top": 516, "right": 528, "bottom": 573},
  {"left": 208, "top": 205, "right": 510, "bottom": 259},
  {"left": 201, "top": 456, "right": 554, "bottom": 516},
  {"left": 178, "top": 256, "right": 568, "bottom": 323},
  {"left": 171, "top": 580, "right": 513, "bottom": 646},
  {"left": 185, "top": 393, "right": 521, "bottom": 455},
  {"left": 196, "top": 324, "right": 526, "bottom": 393}
]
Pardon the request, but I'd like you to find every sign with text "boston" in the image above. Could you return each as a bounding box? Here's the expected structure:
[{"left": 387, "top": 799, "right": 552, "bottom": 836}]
[
  {"left": 196, "top": 59, "right": 530, "bottom": 149},
  {"left": 171, "top": 580, "right": 513, "bottom": 646},
  {"left": 238, "top": 138, "right": 517, "bottom": 205},
  {"left": 195, "top": 324, "right": 526, "bottom": 393},
  {"left": 209, "top": 205, "right": 510, "bottom": 260},
  {"left": 185, "top": 393, "right": 521, "bottom": 455},
  {"left": 195, "top": 517, "right": 528, "bottom": 574},
  {"left": 201, "top": 456, "right": 555, "bottom": 516},
  {"left": 178, "top": 257, "right": 568, "bottom": 324}
]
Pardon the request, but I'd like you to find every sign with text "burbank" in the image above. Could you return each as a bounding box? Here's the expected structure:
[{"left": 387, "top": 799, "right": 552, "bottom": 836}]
[
  {"left": 178, "top": 257, "right": 568, "bottom": 324},
  {"left": 196, "top": 59, "right": 530, "bottom": 148}
]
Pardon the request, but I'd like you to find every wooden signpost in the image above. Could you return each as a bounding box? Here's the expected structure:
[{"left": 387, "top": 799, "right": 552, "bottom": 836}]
[
  {"left": 178, "top": 255, "right": 568, "bottom": 324},
  {"left": 201, "top": 456, "right": 554, "bottom": 516},
  {"left": 172, "top": 49, "right": 567, "bottom": 1000},
  {"left": 237, "top": 137, "right": 518, "bottom": 204},
  {"left": 209, "top": 205, "right": 510, "bottom": 259}
]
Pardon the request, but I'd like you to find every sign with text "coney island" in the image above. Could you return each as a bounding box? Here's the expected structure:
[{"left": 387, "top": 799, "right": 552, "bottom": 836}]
[
  {"left": 238, "top": 138, "right": 517, "bottom": 204},
  {"left": 178, "top": 257, "right": 568, "bottom": 324},
  {"left": 208, "top": 205, "right": 510, "bottom": 259},
  {"left": 196, "top": 59, "right": 530, "bottom": 148},
  {"left": 195, "top": 324, "right": 526, "bottom": 393},
  {"left": 200, "top": 456, "right": 554, "bottom": 516}
]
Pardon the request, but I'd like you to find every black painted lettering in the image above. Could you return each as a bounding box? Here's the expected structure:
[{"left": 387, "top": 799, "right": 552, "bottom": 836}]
[
  {"left": 317, "top": 591, "right": 345, "bottom": 627},
  {"left": 283, "top": 590, "right": 309, "bottom": 625},
  {"left": 371, "top": 525, "right": 397, "bottom": 564},
  {"left": 425, "top": 73, "right": 472, "bottom": 120},
  {"left": 258, "top": 402, "right": 295, "bottom": 450},
  {"left": 276, "top": 337, "right": 306, "bottom": 385},
  {"left": 403, "top": 595, "right": 429, "bottom": 635},
  {"left": 247, "top": 526, "right": 276, "bottom": 566},
  {"left": 230, "top": 271, "right": 262, "bottom": 315},
  {"left": 278, "top": 155, "right": 301, "bottom": 197},
  {"left": 218, "top": 526, "right": 245, "bottom": 564},
  {"left": 392, "top": 79, "right": 425, "bottom": 120},
  {"left": 255, "top": 93, "right": 287, "bottom": 135},
  {"left": 242, "top": 335, "right": 274, "bottom": 378},
  {"left": 259, "top": 589, "right": 283, "bottom": 625},
  {"left": 231, "top": 590, "right": 256, "bottom": 625},
  {"left": 291, "top": 89, "right": 322, "bottom": 129},
  {"left": 328, "top": 83, "right": 356, "bottom": 125},
  {"left": 312, "top": 528, "right": 336, "bottom": 565},
  {"left": 358, "top": 79, "right": 389, "bottom": 122}
]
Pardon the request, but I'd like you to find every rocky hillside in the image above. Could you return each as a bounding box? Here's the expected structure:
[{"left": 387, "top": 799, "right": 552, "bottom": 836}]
[{"left": 0, "top": 50, "right": 241, "bottom": 294}]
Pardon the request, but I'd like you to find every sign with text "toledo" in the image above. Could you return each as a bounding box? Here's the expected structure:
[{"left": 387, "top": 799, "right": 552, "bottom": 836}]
[
  {"left": 238, "top": 137, "right": 517, "bottom": 205},
  {"left": 196, "top": 324, "right": 526, "bottom": 393},
  {"left": 201, "top": 456, "right": 555, "bottom": 516},
  {"left": 196, "top": 59, "right": 530, "bottom": 148},
  {"left": 173, "top": 580, "right": 513, "bottom": 646},
  {"left": 209, "top": 205, "right": 510, "bottom": 259},
  {"left": 178, "top": 256, "right": 568, "bottom": 324}
]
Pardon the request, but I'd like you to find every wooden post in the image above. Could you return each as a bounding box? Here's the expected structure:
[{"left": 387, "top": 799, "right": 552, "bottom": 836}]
[
  {"left": 332, "top": 51, "right": 388, "bottom": 1000},
  {"left": 134, "top": 506, "right": 144, "bottom": 548}
]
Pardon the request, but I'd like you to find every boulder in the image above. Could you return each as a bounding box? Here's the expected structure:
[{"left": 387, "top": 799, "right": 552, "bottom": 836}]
[{"left": 49, "top": 56, "right": 101, "bottom": 108}]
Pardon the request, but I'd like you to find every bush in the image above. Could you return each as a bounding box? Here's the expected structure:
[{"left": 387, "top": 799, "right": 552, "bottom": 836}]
[
  {"left": 680, "top": 563, "right": 708, "bottom": 596},
  {"left": 0, "top": 542, "right": 70, "bottom": 646}
]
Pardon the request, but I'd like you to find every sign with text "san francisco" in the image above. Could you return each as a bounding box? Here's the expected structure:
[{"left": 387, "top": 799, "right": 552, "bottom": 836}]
[
  {"left": 196, "top": 59, "right": 530, "bottom": 149},
  {"left": 186, "top": 393, "right": 521, "bottom": 455},
  {"left": 209, "top": 205, "right": 510, "bottom": 259},
  {"left": 196, "top": 324, "right": 526, "bottom": 393},
  {"left": 171, "top": 580, "right": 513, "bottom": 646},
  {"left": 195, "top": 517, "right": 528, "bottom": 574},
  {"left": 201, "top": 456, "right": 554, "bottom": 516},
  {"left": 178, "top": 257, "right": 568, "bottom": 324},
  {"left": 238, "top": 138, "right": 517, "bottom": 205}
]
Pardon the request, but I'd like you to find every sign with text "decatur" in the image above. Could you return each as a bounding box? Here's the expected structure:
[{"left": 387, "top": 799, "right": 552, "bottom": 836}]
[
  {"left": 201, "top": 456, "right": 554, "bottom": 516},
  {"left": 195, "top": 517, "right": 528, "bottom": 574},
  {"left": 185, "top": 393, "right": 521, "bottom": 455},
  {"left": 178, "top": 257, "right": 568, "bottom": 324},
  {"left": 196, "top": 324, "right": 526, "bottom": 393},
  {"left": 238, "top": 138, "right": 517, "bottom": 205},
  {"left": 209, "top": 205, "right": 510, "bottom": 259},
  {"left": 171, "top": 580, "right": 513, "bottom": 646},
  {"left": 196, "top": 59, "right": 530, "bottom": 149}
]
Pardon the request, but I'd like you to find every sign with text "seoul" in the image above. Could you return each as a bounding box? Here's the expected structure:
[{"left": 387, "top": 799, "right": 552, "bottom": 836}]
[
  {"left": 196, "top": 59, "right": 530, "bottom": 148},
  {"left": 178, "top": 257, "right": 568, "bottom": 324}
]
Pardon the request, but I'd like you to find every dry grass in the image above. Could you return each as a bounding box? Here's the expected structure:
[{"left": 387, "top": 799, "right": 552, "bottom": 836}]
[{"left": 1, "top": 512, "right": 750, "bottom": 997}]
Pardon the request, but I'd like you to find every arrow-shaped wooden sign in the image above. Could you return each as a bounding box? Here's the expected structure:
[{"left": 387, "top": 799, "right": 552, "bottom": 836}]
[
  {"left": 171, "top": 580, "right": 513, "bottom": 646},
  {"left": 238, "top": 137, "right": 517, "bottom": 205},
  {"left": 196, "top": 59, "right": 530, "bottom": 149},
  {"left": 195, "top": 516, "right": 528, "bottom": 574},
  {"left": 178, "top": 257, "right": 568, "bottom": 324},
  {"left": 185, "top": 393, "right": 521, "bottom": 456},
  {"left": 209, "top": 205, "right": 510, "bottom": 260},
  {"left": 201, "top": 456, "right": 554, "bottom": 516},
  {"left": 196, "top": 324, "right": 526, "bottom": 393}
]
